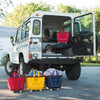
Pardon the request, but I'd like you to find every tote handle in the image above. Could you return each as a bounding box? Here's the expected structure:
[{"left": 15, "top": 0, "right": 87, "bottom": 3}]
[
  {"left": 30, "top": 68, "right": 34, "bottom": 71},
  {"left": 12, "top": 69, "right": 20, "bottom": 78},
  {"left": 33, "top": 70, "right": 40, "bottom": 77},
  {"left": 61, "top": 29, "right": 66, "bottom": 33}
]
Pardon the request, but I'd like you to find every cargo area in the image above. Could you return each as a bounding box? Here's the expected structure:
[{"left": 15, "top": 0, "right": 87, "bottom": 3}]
[
  {"left": 42, "top": 15, "right": 72, "bottom": 57},
  {"left": 42, "top": 14, "right": 94, "bottom": 57}
]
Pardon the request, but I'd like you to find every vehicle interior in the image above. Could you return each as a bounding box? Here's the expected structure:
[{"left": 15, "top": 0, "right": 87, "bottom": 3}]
[
  {"left": 42, "top": 13, "right": 94, "bottom": 57},
  {"left": 42, "top": 15, "right": 72, "bottom": 57}
]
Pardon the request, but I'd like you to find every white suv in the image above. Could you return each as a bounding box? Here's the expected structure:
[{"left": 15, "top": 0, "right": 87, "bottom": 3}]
[{"left": 5, "top": 11, "right": 97, "bottom": 80}]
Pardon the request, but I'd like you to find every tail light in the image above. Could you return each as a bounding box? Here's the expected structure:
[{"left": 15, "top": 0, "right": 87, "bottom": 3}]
[
  {"left": 29, "top": 41, "right": 32, "bottom": 44},
  {"left": 29, "top": 53, "right": 32, "bottom": 58}
]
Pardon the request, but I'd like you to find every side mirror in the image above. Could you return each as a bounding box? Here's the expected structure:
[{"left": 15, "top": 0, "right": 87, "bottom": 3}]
[{"left": 10, "top": 36, "right": 14, "bottom": 46}]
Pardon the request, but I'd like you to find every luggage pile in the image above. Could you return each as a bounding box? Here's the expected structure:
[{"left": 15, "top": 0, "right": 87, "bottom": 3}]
[{"left": 8, "top": 68, "right": 62, "bottom": 92}]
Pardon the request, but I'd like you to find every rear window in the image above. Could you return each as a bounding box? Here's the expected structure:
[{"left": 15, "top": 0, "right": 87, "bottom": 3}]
[{"left": 33, "top": 20, "right": 40, "bottom": 35}]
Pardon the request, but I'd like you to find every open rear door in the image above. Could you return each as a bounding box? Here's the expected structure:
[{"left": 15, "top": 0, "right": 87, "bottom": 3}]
[{"left": 72, "top": 12, "right": 96, "bottom": 56}]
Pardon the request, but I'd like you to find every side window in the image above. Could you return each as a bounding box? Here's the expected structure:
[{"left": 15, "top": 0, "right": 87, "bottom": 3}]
[
  {"left": 15, "top": 29, "right": 20, "bottom": 43},
  {"left": 21, "top": 22, "right": 30, "bottom": 40},
  {"left": 21, "top": 25, "right": 26, "bottom": 39},
  {"left": 33, "top": 20, "right": 40, "bottom": 35},
  {"left": 26, "top": 22, "right": 30, "bottom": 37}
]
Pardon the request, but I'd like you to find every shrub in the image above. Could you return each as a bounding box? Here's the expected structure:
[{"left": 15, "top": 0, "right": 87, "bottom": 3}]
[
  {"left": 91, "top": 56, "right": 96, "bottom": 63},
  {"left": 98, "top": 56, "right": 100, "bottom": 63},
  {"left": 1, "top": 54, "right": 8, "bottom": 66},
  {"left": 84, "top": 57, "right": 90, "bottom": 63}
]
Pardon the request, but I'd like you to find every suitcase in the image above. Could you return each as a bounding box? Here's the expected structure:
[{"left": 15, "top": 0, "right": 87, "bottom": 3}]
[
  {"left": 8, "top": 69, "right": 24, "bottom": 91},
  {"left": 25, "top": 70, "right": 45, "bottom": 91},
  {"left": 45, "top": 69, "right": 62, "bottom": 89},
  {"left": 57, "top": 29, "right": 70, "bottom": 43}
]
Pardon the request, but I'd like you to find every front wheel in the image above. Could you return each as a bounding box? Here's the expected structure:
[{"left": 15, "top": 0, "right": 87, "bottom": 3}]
[
  {"left": 5, "top": 58, "right": 13, "bottom": 75},
  {"left": 65, "top": 63, "right": 81, "bottom": 80}
]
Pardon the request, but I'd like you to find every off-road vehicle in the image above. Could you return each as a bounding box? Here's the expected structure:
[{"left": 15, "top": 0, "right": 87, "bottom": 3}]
[{"left": 5, "top": 11, "right": 97, "bottom": 80}]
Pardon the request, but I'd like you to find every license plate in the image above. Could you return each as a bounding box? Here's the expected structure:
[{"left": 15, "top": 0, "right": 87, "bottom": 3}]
[{"left": 30, "top": 46, "right": 41, "bottom": 52}]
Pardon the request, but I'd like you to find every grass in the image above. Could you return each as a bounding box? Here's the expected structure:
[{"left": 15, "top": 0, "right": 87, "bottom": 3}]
[{"left": 81, "top": 63, "right": 100, "bottom": 66}]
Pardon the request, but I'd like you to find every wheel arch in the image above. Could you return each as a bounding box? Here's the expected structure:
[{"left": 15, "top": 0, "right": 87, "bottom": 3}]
[
  {"left": 19, "top": 52, "right": 24, "bottom": 61},
  {"left": 6, "top": 54, "right": 11, "bottom": 61},
  {"left": 7, "top": 54, "right": 10, "bottom": 59},
  {"left": 18, "top": 53, "right": 31, "bottom": 74}
]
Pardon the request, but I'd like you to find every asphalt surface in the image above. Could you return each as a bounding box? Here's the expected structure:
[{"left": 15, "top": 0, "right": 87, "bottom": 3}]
[{"left": 0, "top": 66, "right": 100, "bottom": 100}]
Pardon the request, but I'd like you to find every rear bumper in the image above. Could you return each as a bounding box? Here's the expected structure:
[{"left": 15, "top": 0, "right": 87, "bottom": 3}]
[{"left": 29, "top": 57, "right": 83, "bottom": 65}]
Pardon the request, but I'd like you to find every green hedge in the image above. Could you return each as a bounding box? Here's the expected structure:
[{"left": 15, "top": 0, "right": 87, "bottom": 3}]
[{"left": 84, "top": 56, "right": 100, "bottom": 63}]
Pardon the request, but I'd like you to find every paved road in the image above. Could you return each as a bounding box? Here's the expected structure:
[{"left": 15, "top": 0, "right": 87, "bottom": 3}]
[{"left": 0, "top": 66, "right": 100, "bottom": 100}]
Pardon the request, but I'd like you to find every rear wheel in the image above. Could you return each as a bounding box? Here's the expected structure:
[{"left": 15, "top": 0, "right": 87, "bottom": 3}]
[
  {"left": 5, "top": 58, "right": 13, "bottom": 75},
  {"left": 65, "top": 63, "right": 81, "bottom": 80},
  {"left": 19, "top": 57, "right": 31, "bottom": 75}
]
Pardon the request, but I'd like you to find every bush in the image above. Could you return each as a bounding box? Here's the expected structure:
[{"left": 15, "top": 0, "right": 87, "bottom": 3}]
[
  {"left": 1, "top": 54, "right": 8, "bottom": 66},
  {"left": 98, "top": 56, "right": 100, "bottom": 63},
  {"left": 91, "top": 56, "right": 97, "bottom": 63},
  {"left": 84, "top": 57, "right": 90, "bottom": 63},
  {"left": 83, "top": 56, "right": 100, "bottom": 63}
]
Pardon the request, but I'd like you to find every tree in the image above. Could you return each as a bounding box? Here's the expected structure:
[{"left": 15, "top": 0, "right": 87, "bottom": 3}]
[
  {"left": 57, "top": 4, "right": 81, "bottom": 14},
  {"left": 0, "top": 0, "right": 12, "bottom": 18},
  {"left": 94, "top": 7, "right": 100, "bottom": 53},
  {"left": 1, "top": 53, "right": 8, "bottom": 66},
  {"left": 3, "top": 2, "right": 54, "bottom": 27},
  {"left": 94, "top": 7, "right": 100, "bottom": 34}
]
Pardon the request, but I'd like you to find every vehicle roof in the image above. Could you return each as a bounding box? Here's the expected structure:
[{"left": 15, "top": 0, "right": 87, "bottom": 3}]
[
  {"left": 31, "top": 11, "right": 77, "bottom": 18},
  {"left": 18, "top": 11, "right": 77, "bottom": 28}
]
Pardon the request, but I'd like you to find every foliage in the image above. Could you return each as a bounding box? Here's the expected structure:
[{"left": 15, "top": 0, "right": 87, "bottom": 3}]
[
  {"left": 57, "top": 4, "right": 81, "bottom": 14},
  {"left": 97, "top": 34, "right": 100, "bottom": 53},
  {"left": 84, "top": 56, "right": 100, "bottom": 63},
  {"left": 1, "top": 54, "right": 8, "bottom": 66},
  {"left": 84, "top": 57, "right": 90, "bottom": 63},
  {"left": 94, "top": 7, "right": 100, "bottom": 34},
  {"left": 0, "top": 0, "right": 12, "bottom": 18},
  {"left": 94, "top": 7, "right": 100, "bottom": 52},
  {"left": 3, "top": 2, "right": 54, "bottom": 27},
  {"left": 79, "top": 14, "right": 93, "bottom": 31},
  {"left": 91, "top": 56, "right": 97, "bottom": 63}
]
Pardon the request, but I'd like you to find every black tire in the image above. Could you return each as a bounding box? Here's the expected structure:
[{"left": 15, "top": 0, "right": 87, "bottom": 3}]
[
  {"left": 65, "top": 63, "right": 81, "bottom": 80},
  {"left": 5, "top": 58, "right": 13, "bottom": 75},
  {"left": 19, "top": 57, "right": 31, "bottom": 75}
]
